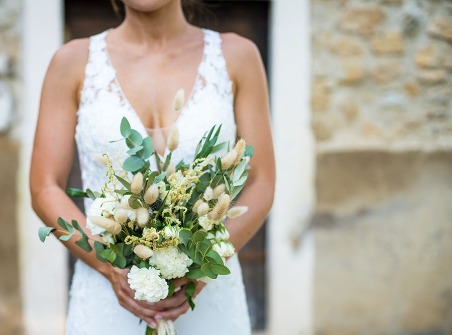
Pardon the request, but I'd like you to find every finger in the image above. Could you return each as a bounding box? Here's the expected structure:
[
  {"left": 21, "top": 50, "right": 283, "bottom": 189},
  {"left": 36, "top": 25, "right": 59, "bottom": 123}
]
[
  {"left": 150, "top": 289, "right": 187, "bottom": 309},
  {"left": 155, "top": 302, "right": 190, "bottom": 321},
  {"left": 172, "top": 277, "right": 189, "bottom": 289}
]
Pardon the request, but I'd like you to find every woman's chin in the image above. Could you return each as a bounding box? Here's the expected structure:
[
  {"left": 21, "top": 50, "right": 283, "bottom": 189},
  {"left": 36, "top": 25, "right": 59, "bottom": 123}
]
[{"left": 122, "top": 0, "right": 176, "bottom": 13}]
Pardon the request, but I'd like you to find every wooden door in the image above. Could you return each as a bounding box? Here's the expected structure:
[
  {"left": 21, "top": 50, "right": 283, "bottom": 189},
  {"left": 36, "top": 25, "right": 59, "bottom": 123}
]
[{"left": 65, "top": 0, "right": 269, "bottom": 330}]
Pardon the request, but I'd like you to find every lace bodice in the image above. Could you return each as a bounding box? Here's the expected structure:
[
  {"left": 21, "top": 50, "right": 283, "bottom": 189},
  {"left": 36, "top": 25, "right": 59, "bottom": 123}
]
[
  {"left": 76, "top": 28, "right": 236, "bottom": 203},
  {"left": 68, "top": 29, "right": 251, "bottom": 335}
]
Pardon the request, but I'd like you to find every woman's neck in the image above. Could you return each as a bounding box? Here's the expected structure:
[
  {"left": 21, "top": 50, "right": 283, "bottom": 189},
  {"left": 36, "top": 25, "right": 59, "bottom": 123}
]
[{"left": 117, "top": 1, "right": 192, "bottom": 48}]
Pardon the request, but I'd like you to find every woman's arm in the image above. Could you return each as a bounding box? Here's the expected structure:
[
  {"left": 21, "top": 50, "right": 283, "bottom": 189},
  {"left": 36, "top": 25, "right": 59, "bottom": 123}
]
[
  {"left": 152, "top": 33, "right": 275, "bottom": 321},
  {"left": 30, "top": 39, "right": 159, "bottom": 328},
  {"left": 223, "top": 33, "right": 275, "bottom": 251}
]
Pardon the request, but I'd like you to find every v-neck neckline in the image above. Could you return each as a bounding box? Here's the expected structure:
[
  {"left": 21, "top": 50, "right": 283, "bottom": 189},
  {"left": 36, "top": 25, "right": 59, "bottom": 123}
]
[{"left": 102, "top": 28, "right": 207, "bottom": 132}]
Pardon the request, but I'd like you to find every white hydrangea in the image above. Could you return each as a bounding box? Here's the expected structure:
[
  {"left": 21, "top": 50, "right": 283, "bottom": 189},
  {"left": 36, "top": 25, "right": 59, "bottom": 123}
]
[
  {"left": 127, "top": 265, "right": 168, "bottom": 303},
  {"left": 149, "top": 246, "right": 193, "bottom": 280},
  {"left": 101, "top": 232, "right": 114, "bottom": 245},
  {"left": 198, "top": 215, "right": 217, "bottom": 231},
  {"left": 86, "top": 197, "right": 117, "bottom": 235},
  {"left": 213, "top": 241, "right": 235, "bottom": 259}
]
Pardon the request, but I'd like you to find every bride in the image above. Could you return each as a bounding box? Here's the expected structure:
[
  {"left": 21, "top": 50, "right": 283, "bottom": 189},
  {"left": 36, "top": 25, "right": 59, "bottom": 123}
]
[{"left": 30, "top": 0, "right": 275, "bottom": 333}]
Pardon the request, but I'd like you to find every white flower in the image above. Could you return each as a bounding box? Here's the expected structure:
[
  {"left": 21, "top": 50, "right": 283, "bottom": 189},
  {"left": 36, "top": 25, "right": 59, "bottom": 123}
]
[
  {"left": 149, "top": 246, "right": 193, "bottom": 280},
  {"left": 86, "top": 197, "right": 117, "bottom": 235},
  {"left": 213, "top": 241, "right": 235, "bottom": 259},
  {"left": 156, "top": 181, "right": 168, "bottom": 200},
  {"left": 102, "top": 232, "right": 115, "bottom": 245},
  {"left": 198, "top": 215, "right": 217, "bottom": 231},
  {"left": 215, "top": 227, "right": 230, "bottom": 241},
  {"left": 127, "top": 266, "right": 168, "bottom": 303},
  {"left": 163, "top": 226, "right": 180, "bottom": 240}
]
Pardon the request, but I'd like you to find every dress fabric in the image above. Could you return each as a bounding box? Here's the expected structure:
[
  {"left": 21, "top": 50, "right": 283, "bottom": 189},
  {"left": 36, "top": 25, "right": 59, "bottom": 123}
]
[{"left": 67, "top": 29, "right": 251, "bottom": 334}]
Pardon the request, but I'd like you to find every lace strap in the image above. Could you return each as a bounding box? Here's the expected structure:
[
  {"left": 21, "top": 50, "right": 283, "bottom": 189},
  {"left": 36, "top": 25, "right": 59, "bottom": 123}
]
[
  {"left": 79, "top": 31, "right": 114, "bottom": 106},
  {"left": 199, "top": 29, "right": 233, "bottom": 97}
]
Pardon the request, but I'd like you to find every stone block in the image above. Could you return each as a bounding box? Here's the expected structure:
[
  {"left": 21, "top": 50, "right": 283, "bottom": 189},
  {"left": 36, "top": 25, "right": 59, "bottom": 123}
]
[
  {"left": 428, "top": 17, "right": 452, "bottom": 43},
  {"left": 312, "top": 77, "right": 332, "bottom": 114},
  {"left": 371, "top": 60, "right": 403, "bottom": 85},
  {"left": 339, "top": 101, "right": 359, "bottom": 123},
  {"left": 371, "top": 32, "right": 404, "bottom": 54},
  {"left": 415, "top": 43, "right": 452, "bottom": 69},
  {"left": 417, "top": 69, "right": 448, "bottom": 84},
  {"left": 338, "top": 6, "right": 385, "bottom": 36},
  {"left": 312, "top": 119, "right": 334, "bottom": 142},
  {"left": 404, "top": 80, "right": 420, "bottom": 97},
  {"left": 339, "top": 62, "right": 365, "bottom": 85},
  {"left": 328, "top": 37, "right": 364, "bottom": 57}
]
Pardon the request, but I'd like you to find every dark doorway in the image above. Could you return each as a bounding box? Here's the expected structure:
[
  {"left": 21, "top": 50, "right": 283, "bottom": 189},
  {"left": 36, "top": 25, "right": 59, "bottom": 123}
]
[{"left": 65, "top": 0, "right": 270, "bottom": 330}]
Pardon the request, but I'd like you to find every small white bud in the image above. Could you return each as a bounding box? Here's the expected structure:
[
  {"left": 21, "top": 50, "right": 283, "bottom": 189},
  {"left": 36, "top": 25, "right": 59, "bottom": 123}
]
[
  {"left": 221, "top": 149, "right": 238, "bottom": 170},
  {"left": 89, "top": 216, "right": 121, "bottom": 235},
  {"left": 172, "top": 88, "right": 185, "bottom": 112},
  {"left": 136, "top": 207, "right": 150, "bottom": 227},
  {"left": 133, "top": 244, "right": 153, "bottom": 260},
  {"left": 131, "top": 172, "right": 143, "bottom": 194},
  {"left": 144, "top": 184, "right": 159, "bottom": 205},
  {"left": 114, "top": 208, "right": 128, "bottom": 224},
  {"left": 167, "top": 126, "right": 179, "bottom": 152},
  {"left": 226, "top": 206, "right": 249, "bottom": 219},
  {"left": 203, "top": 186, "right": 213, "bottom": 201},
  {"left": 212, "top": 184, "right": 225, "bottom": 199},
  {"left": 197, "top": 202, "right": 209, "bottom": 216}
]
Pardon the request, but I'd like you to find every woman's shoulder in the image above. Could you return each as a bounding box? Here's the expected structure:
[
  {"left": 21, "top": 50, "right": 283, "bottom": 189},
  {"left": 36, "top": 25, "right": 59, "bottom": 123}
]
[
  {"left": 218, "top": 32, "right": 264, "bottom": 82},
  {"left": 51, "top": 38, "right": 90, "bottom": 69}
]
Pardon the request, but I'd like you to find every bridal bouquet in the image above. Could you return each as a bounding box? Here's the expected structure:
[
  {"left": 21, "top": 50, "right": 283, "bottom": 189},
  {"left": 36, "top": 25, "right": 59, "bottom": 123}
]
[{"left": 38, "top": 92, "right": 253, "bottom": 335}]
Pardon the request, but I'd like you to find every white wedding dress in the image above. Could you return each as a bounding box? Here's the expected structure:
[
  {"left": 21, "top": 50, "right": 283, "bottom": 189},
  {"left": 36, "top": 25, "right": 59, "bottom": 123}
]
[{"left": 67, "top": 28, "right": 251, "bottom": 334}]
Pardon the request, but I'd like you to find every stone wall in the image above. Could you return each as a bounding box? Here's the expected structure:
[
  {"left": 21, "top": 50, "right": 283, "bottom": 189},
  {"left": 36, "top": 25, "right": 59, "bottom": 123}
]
[
  {"left": 0, "top": 0, "right": 23, "bottom": 334},
  {"left": 311, "top": 0, "right": 452, "bottom": 334},
  {"left": 312, "top": 0, "right": 452, "bottom": 150}
]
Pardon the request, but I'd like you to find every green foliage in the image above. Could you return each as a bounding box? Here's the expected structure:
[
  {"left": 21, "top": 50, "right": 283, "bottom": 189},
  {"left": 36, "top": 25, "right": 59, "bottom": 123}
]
[
  {"left": 38, "top": 227, "right": 56, "bottom": 242},
  {"left": 185, "top": 281, "right": 196, "bottom": 310},
  {"left": 66, "top": 188, "right": 88, "bottom": 198},
  {"left": 194, "top": 125, "right": 223, "bottom": 160}
]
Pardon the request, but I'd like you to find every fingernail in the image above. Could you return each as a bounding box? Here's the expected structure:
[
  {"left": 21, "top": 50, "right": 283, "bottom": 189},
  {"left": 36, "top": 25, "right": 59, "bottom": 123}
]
[
  {"left": 147, "top": 302, "right": 156, "bottom": 306},
  {"left": 155, "top": 314, "right": 163, "bottom": 320},
  {"left": 148, "top": 322, "right": 156, "bottom": 328}
]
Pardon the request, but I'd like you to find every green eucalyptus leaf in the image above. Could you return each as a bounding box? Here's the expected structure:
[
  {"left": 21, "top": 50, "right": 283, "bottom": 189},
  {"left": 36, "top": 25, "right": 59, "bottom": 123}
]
[
  {"left": 127, "top": 145, "right": 144, "bottom": 156},
  {"left": 57, "top": 217, "right": 73, "bottom": 233},
  {"left": 185, "top": 281, "right": 196, "bottom": 310},
  {"left": 86, "top": 188, "right": 97, "bottom": 200},
  {"left": 126, "top": 129, "right": 143, "bottom": 148},
  {"left": 244, "top": 145, "right": 254, "bottom": 157},
  {"left": 167, "top": 280, "right": 175, "bottom": 297},
  {"left": 209, "top": 263, "right": 230, "bottom": 275},
  {"left": 232, "top": 160, "right": 247, "bottom": 182},
  {"left": 71, "top": 220, "right": 88, "bottom": 238},
  {"left": 75, "top": 237, "right": 93, "bottom": 252},
  {"left": 206, "top": 249, "right": 223, "bottom": 265},
  {"left": 38, "top": 227, "right": 56, "bottom": 242},
  {"left": 128, "top": 195, "right": 142, "bottom": 209},
  {"left": 210, "top": 142, "right": 228, "bottom": 155},
  {"left": 58, "top": 233, "right": 73, "bottom": 241},
  {"left": 185, "top": 266, "right": 205, "bottom": 280},
  {"left": 179, "top": 229, "right": 192, "bottom": 246},
  {"left": 120, "top": 117, "right": 131, "bottom": 137},
  {"left": 233, "top": 173, "right": 248, "bottom": 187},
  {"left": 94, "top": 241, "right": 107, "bottom": 262},
  {"left": 100, "top": 249, "right": 117, "bottom": 263},
  {"left": 66, "top": 188, "right": 88, "bottom": 198},
  {"left": 123, "top": 156, "right": 145, "bottom": 172},
  {"left": 142, "top": 137, "right": 154, "bottom": 159},
  {"left": 115, "top": 174, "right": 131, "bottom": 190},
  {"left": 201, "top": 263, "right": 217, "bottom": 279}
]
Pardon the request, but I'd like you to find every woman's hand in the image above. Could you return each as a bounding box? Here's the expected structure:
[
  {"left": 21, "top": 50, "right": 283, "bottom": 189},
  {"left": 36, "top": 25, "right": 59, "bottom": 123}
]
[
  {"left": 107, "top": 266, "right": 160, "bottom": 328},
  {"left": 151, "top": 278, "right": 206, "bottom": 321}
]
